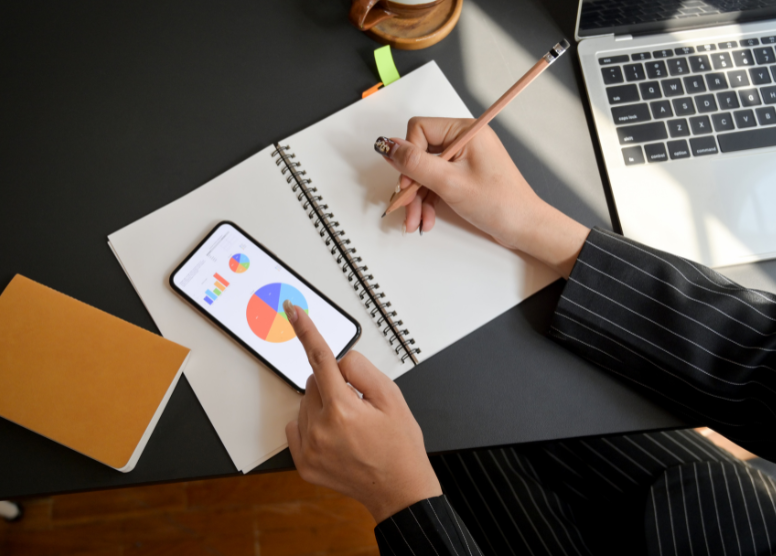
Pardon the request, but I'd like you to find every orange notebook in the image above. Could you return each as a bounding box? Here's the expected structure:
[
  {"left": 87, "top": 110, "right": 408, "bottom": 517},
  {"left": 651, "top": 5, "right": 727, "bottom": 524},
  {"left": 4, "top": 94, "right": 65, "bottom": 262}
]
[{"left": 0, "top": 275, "right": 191, "bottom": 472}]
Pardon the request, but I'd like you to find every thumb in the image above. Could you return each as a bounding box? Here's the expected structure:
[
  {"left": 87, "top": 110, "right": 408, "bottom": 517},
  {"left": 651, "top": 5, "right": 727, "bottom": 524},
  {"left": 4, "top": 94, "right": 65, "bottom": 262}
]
[{"left": 376, "top": 137, "right": 454, "bottom": 197}]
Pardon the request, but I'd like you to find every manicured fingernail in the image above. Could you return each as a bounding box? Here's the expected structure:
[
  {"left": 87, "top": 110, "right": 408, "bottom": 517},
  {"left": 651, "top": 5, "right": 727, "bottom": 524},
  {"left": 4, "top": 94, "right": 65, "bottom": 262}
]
[
  {"left": 374, "top": 137, "right": 398, "bottom": 158},
  {"left": 402, "top": 222, "right": 406, "bottom": 236},
  {"left": 283, "top": 300, "right": 298, "bottom": 323},
  {"left": 395, "top": 183, "right": 401, "bottom": 193},
  {"left": 419, "top": 218, "right": 423, "bottom": 236}
]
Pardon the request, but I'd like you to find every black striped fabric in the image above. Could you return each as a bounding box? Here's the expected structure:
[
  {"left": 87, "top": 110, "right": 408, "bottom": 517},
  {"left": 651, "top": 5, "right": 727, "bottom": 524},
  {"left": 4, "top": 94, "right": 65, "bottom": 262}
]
[
  {"left": 376, "top": 430, "right": 776, "bottom": 555},
  {"left": 550, "top": 227, "right": 776, "bottom": 460},
  {"left": 647, "top": 461, "right": 776, "bottom": 556},
  {"left": 373, "top": 228, "right": 776, "bottom": 555}
]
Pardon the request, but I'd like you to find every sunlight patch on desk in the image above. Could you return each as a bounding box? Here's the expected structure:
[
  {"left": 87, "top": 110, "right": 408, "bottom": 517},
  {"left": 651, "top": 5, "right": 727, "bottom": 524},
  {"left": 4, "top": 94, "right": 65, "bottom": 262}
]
[{"left": 459, "top": 2, "right": 608, "bottom": 222}]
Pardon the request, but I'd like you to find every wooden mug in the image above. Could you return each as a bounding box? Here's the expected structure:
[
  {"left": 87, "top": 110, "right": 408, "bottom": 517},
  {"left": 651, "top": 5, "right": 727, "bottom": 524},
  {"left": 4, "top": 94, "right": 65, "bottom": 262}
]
[{"left": 349, "top": 0, "right": 445, "bottom": 31}]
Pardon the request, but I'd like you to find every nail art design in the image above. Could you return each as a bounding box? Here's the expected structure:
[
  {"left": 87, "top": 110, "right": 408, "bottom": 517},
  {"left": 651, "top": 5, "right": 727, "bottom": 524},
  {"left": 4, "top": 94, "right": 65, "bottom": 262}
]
[{"left": 374, "top": 137, "right": 397, "bottom": 157}]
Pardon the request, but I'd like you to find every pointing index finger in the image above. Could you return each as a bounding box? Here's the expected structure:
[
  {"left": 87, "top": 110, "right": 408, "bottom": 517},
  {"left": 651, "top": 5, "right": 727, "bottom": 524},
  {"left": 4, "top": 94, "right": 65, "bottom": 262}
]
[{"left": 284, "top": 300, "right": 346, "bottom": 403}]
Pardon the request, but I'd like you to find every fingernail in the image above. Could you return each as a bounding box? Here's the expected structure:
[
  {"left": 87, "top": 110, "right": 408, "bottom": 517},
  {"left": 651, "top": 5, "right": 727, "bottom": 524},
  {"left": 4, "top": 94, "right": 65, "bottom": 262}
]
[
  {"left": 402, "top": 222, "right": 406, "bottom": 236},
  {"left": 374, "top": 137, "right": 398, "bottom": 158},
  {"left": 395, "top": 183, "right": 401, "bottom": 193},
  {"left": 419, "top": 218, "right": 423, "bottom": 236},
  {"left": 283, "top": 300, "right": 298, "bottom": 323}
]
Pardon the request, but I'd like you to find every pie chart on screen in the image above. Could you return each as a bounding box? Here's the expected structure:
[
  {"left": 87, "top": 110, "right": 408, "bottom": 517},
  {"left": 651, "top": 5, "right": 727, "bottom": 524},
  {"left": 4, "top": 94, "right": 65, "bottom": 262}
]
[
  {"left": 246, "top": 283, "right": 308, "bottom": 343},
  {"left": 229, "top": 254, "right": 250, "bottom": 273}
]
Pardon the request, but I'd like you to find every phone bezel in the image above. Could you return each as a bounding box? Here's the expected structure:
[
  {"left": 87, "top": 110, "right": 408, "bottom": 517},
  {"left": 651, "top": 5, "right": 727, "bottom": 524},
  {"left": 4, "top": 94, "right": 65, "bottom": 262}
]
[{"left": 168, "top": 220, "right": 362, "bottom": 394}]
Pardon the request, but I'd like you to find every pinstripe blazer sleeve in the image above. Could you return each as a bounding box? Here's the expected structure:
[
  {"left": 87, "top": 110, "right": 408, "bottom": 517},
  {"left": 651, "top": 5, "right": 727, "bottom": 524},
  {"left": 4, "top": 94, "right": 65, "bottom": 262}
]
[
  {"left": 374, "top": 495, "right": 483, "bottom": 556},
  {"left": 549, "top": 227, "right": 776, "bottom": 461}
]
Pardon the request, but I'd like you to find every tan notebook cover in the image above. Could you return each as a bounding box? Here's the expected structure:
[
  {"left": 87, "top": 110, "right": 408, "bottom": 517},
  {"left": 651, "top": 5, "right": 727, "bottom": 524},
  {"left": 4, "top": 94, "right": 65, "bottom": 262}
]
[{"left": 0, "top": 275, "right": 190, "bottom": 470}]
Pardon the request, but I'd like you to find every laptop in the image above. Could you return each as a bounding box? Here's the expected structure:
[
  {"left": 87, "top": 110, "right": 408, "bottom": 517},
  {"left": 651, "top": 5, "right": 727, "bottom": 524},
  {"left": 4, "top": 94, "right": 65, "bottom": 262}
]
[{"left": 575, "top": 0, "right": 776, "bottom": 267}]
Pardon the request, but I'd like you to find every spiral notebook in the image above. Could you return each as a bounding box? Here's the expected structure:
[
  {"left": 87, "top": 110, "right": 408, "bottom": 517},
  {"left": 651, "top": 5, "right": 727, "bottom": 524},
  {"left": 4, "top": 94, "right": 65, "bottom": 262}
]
[{"left": 108, "top": 62, "right": 559, "bottom": 472}]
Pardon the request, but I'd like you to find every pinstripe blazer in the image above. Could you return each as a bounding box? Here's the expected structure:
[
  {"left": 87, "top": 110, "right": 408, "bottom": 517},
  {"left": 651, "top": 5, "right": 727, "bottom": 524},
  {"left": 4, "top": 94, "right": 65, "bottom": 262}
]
[{"left": 374, "top": 228, "right": 776, "bottom": 555}]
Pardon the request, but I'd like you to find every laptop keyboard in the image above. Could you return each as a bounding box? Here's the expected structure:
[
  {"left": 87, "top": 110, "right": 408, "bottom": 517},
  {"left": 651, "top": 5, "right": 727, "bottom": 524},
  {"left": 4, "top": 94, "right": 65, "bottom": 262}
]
[{"left": 600, "top": 35, "right": 776, "bottom": 165}]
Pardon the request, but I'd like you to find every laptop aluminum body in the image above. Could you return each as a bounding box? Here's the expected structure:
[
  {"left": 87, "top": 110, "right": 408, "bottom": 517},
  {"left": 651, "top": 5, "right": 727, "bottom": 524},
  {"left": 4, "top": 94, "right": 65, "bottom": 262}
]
[{"left": 575, "top": 0, "right": 776, "bottom": 267}]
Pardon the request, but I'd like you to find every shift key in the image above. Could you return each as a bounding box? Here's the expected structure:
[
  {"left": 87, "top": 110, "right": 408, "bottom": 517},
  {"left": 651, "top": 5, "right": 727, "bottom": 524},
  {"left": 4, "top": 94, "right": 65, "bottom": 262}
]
[{"left": 616, "top": 121, "right": 668, "bottom": 144}]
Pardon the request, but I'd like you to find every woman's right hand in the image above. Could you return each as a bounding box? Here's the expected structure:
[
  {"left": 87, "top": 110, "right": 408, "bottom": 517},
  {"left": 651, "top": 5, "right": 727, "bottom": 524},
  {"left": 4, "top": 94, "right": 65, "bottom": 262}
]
[{"left": 375, "top": 117, "right": 589, "bottom": 279}]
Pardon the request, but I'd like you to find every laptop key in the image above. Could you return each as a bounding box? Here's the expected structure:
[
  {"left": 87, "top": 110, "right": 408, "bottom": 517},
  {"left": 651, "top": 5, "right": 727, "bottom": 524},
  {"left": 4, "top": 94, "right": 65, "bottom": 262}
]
[
  {"left": 607, "top": 84, "right": 640, "bottom": 104},
  {"left": 653, "top": 49, "right": 674, "bottom": 58},
  {"left": 718, "top": 41, "right": 737, "bottom": 49},
  {"left": 683, "top": 76, "right": 706, "bottom": 93},
  {"left": 727, "top": 70, "right": 750, "bottom": 87},
  {"left": 711, "top": 112, "right": 735, "bottom": 131},
  {"left": 639, "top": 81, "right": 662, "bottom": 100},
  {"left": 749, "top": 67, "right": 772, "bottom": 85},
  {"left": 689, "top": 115, "right": 713, "bottom": 134},
  {"left": 672, "top": 97, "right": 696, "bottom": 116},
  {"left": 695, "top": 94, "right": 717, "bottom": 113},
  {"left": 675, "top": 46, "right": 695, "bottom": 56},
  {"left": 662, "top": 78, "right": 684, "bottom": 97},
  {"left": 611, "top": 103, "right": 652, "bottom": 125},
  {"left": 739, "top": 88, "right": 761, "bottom": 107},
  {"left": 668, "top": 58, "right": 690, "bottom": 76},
  {"left": 624, "top": 63, "right": 646, "bottom": 81},
  {"left": 718, "top": 127, "right": 776, "bottom": 152},
  {"left": 741, "top": 38, "right": 759, "bottom": 47},
  {"left": 705, "top": 72, "right": 728, "bottom": 90},
  {"left": 617, "top": 122, "right": 668, "bottom": 145},
  {"left": 717, "top": 91, "right": 741, "bottom": 109},
  {"left": 632, "top": 52, "right": 652, "bottom": 61},
  {"left": 667, "top": 139, "right": 691, "bottom": 159},
  {"left": 622, "top": 146, "right": 645, "bottom": 165},
  {"left": 711, "top": 52, "right": 733, "bottom": 70},
  {"left": 644, "top": 143, "right": 668, "bottom": 162},
  {"left": 602, "top": 66, "right": 625, "bottom": 84},
  {"left": 599, "top": 55, "right": 630, "bottom": 65},
  {"left": 696, "top": 44, "right": 716, "bottom": 53},
  {"left": 667, "top": 118, "right": 691, "bottom": 137},
  {"left": 646, "top": 61, "right": 668, "bottom": 79},
  {"left": 689, "top": 136, "right": 719, "bottom": 155},
  {"left": 762, "top": 36, "right": 776, "bottom": 45},
  {"left": 689, "top": 55, "right": 711, "bottom": 72},
  {"left": 753, "top": 47, "right": 775, "bottom": 65},
  {"left": 756, "top": 106, "right": 776, "bottom": 125},
  {"left": 650, "top": 100, "right": 674, "bottom": 119},
  {"left": 733, "top": 109, "right": 757, "bottom": 128},
  {"left": 732, "top": 49, "right": 754, "bottom": 67},
  {"left": 762, "top": 85, "right": 776, "bottom": 104}
]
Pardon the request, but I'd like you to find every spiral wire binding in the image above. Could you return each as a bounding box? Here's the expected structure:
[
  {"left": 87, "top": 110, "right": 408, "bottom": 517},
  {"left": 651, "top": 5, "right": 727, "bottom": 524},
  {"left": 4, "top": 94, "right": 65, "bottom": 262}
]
[{"left": 272, "top": 144, "right": 420, "bottom": 365}]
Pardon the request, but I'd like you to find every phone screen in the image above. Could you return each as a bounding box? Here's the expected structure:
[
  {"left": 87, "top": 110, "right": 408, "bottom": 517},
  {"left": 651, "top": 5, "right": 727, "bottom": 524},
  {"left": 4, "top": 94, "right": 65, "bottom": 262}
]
[{"left": 170, "top": 222, "right": 361, "bottom": 392}]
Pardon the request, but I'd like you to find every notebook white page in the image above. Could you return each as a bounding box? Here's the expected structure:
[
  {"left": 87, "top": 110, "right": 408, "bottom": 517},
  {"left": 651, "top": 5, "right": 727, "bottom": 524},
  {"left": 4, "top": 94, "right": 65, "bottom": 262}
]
[
  {"left": 285, "top": 63, "right": 559, "bottom": 370},
  {"left": 108, "top": 62, "right": 558, "bottom": 472}
]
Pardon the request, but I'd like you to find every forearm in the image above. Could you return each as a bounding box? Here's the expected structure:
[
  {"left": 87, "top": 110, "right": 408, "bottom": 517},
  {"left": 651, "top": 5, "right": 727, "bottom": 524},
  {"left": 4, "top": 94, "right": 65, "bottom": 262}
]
[
  {"left": 515, "top": 200, "right": 589, "bottom": 280},
  {"left": 549, "top": 227, "right": 776, "bottom": 460}
]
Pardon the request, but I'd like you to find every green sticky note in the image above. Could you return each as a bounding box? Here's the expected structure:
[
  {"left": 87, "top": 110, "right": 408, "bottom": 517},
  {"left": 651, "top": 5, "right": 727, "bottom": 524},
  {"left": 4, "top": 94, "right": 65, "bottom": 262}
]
[{"left": 374, "top": 45, "right": 400, "bottom": 86}]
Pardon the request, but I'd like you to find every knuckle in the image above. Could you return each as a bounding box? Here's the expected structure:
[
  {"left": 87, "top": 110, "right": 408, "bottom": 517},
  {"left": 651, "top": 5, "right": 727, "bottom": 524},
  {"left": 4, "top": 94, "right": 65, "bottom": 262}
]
[
  {"left": 403, "top": 147, "right": 424, "bottom": 173},
  {"left": 307, "top": 348, "right": 329, "bottom": 368}
]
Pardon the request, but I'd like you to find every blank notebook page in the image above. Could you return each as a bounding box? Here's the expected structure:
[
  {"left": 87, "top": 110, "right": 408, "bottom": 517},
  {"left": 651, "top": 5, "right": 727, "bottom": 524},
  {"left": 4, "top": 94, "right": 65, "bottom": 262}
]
[{"left": 285, "top": 62, "right": 558, "bottom": 371}]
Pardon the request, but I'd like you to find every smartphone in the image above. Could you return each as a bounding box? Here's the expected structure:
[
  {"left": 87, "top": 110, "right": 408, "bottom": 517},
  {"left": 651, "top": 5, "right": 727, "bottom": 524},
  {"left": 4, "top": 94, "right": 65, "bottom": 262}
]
[{"left": 169, "top": 221, "right": 361, "bottom": 393}]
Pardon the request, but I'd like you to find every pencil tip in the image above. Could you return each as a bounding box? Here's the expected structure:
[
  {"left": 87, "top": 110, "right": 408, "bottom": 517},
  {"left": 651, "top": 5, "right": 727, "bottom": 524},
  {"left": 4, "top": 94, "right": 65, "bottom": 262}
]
[{"left": 381, "top": 211, "right": 387, "bottom": 218}]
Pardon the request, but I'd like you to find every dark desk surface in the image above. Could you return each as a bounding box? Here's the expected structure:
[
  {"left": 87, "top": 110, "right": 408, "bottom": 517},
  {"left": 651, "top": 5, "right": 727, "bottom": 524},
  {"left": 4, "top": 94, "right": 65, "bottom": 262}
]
[{"left": 10, "top": 0, "right": 774, "bottom": 499}]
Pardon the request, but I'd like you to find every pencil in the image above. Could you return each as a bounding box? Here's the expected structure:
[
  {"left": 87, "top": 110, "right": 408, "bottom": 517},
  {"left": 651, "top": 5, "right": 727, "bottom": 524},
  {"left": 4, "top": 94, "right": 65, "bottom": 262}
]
[{"left": 382, "top": 39, "right": 571, "bottom": 218}]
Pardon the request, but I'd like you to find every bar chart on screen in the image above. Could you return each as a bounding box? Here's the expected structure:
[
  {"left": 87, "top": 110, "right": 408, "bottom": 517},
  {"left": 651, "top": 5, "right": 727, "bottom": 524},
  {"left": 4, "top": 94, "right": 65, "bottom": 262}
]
[{"left": 204, "top": 273, "right": 230, "bottom": 305}]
